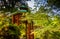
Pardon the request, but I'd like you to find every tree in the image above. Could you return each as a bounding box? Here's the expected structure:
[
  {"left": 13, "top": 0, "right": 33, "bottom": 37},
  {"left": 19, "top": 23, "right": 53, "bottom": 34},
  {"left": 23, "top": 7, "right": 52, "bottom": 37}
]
[
  {"left": 0, "top": 0, "right": 30, "bottom": 13},
  {"left": 47, "top": 0, "right": 60, "bottom": 8}
]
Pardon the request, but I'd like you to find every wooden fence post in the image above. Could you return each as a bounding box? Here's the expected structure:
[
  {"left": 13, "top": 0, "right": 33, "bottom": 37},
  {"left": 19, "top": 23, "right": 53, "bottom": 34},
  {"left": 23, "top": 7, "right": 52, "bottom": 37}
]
[{"left": 25, "top": 20, "right": 34, "bottom": 39}]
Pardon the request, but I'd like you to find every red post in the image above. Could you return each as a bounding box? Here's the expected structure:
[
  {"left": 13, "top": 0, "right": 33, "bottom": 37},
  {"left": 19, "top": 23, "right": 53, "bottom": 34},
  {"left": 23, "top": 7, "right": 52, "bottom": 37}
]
[
  {"left": 26, "top": 21, "right": 34, "bottom": 39},
  {"left": 12, "top": 14, "right": 21, "bottom": 25},
  {"left": 30, "top": 21, "right": 34, "bottom": 39},
  {"left": 26, "top": 23, "right": 31, "bottom": 39}
]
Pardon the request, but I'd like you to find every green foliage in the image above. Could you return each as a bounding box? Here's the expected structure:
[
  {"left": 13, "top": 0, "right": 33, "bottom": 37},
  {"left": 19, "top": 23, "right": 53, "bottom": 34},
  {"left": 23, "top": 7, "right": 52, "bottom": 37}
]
[
  {"left": 31, "top": 5, "right": 60, "bottom": 39},
  {"left": 0, "top": 24, "right": 21, "bottom": 39},
  {"left": 47, "top": 0, "right": 60, "bottom": 8},
  {"left": 0, "top": 4, "right": 60, "bottom": 39}
]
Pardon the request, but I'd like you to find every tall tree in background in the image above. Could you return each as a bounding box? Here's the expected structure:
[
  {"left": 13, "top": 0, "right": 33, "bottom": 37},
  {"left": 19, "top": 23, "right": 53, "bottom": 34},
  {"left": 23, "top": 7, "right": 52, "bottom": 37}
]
[
  {"left": 47, "top": 0, "right": 60, "bottom": 8},
  {"left": 0, "top": 0, "right": 30, "bottom": 12}
]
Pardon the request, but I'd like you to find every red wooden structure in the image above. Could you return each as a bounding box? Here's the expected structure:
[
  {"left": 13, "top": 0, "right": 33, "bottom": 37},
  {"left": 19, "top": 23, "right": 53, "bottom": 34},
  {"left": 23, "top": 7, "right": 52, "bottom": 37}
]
[
  {"left": 25, "top": 21, "right": 34, "bottom": 39},
  {"left": 12, "top": 13, "right": 34, "bottom": 39}
]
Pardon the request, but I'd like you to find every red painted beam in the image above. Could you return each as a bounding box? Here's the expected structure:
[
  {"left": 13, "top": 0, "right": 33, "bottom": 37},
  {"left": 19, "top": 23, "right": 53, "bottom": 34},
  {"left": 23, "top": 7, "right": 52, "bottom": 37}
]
[
  {"left": 12, "top": 14, "right": 20, "bottom": 25},
  {"left": 26, "top": 21, "right": 34, "bottom": 39}
]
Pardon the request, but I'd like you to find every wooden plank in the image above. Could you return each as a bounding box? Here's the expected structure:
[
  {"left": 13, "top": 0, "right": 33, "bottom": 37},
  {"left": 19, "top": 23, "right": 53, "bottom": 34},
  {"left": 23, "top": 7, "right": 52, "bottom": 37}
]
[
  {"left": 12, "top": 14, "right": 20, "bottom": 25},
  {"left": 26, "top": 21, "right": 34, "bottom": 39}
]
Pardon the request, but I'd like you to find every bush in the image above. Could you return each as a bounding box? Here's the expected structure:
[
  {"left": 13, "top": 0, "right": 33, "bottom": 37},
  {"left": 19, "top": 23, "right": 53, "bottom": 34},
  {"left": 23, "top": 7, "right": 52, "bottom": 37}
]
[{"left": 0, "top": 24, "right": 21, "bottom": 39}]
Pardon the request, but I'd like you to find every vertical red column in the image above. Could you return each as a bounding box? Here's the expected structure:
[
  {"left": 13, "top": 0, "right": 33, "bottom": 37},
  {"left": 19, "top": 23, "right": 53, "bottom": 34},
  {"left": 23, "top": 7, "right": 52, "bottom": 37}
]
[
  {"left": 26, "top": 23, "right": 31, "bottom": 39},
  {"left": 12, "top": 14, "right": 20, "bottom": 25},
  {"left": 30, "top": 21, "right": 34, "bottom": 39},
  {"left": 26, "top": 21, "right": 34, "bottom": 39}
]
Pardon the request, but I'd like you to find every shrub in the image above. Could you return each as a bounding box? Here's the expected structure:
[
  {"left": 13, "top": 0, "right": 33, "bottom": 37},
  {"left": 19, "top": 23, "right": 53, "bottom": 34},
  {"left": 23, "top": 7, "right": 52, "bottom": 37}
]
[{"left": 0, "top": 24, "right": 21, "bottom": 39}]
